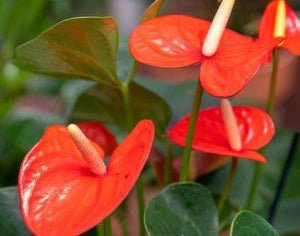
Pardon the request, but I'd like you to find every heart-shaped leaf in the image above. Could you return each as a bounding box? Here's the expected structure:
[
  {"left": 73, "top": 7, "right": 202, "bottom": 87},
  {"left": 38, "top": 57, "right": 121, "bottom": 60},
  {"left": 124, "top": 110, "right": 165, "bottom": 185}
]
[
  {"left": 230, "top": 210, "right": 279, "bottom": 236},
  {"left": 145, "top": 182, "right": 218, "bottom": 236},
  {"left": 70, "top": 81, "right": 171, "bottom": 136},
  {"left": 15, "top": 17, "right": 119, "bottom": 85},
  {"left": 0, "top": 186, "right": 31, "bottom": 235}
]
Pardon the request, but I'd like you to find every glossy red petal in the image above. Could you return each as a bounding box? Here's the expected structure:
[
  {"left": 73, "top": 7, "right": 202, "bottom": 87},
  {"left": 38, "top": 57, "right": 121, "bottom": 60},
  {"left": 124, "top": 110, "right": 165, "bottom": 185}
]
[
  {"left": 18, "top": 120, "right": 154, "bottom": 236},
  {"left": 77, "top": 121, "right": 118, "bottom": 156},
  {"left": 200, "top": 34, "right": 283, "bottom": 97},
  {"left": 167, "top": 106, "right": 275, "bottom": 163},
  {"left": 259, "top": 0, "right": 300, "bottom": 56},
  {"left": 129, "top": 14, "right": 209, "bottom": 68},
  {"left": 284, "top": 34, "right": 300, "bottom": 55}
]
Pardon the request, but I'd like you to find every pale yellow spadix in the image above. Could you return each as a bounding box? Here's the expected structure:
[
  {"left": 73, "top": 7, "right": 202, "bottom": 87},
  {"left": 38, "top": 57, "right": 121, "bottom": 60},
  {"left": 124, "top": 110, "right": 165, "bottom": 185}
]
[
  {"left": 67, "top": 124, "right": 106, "bottom": 175},
  {"left": 220, "top": 99, "right": 242, "bottom": 152},
  {"left": 202, "top": 0, "right": 236, "bottom": 57},
  {"left": 274, "top": 0, "right": 286, "bottom": 38}
]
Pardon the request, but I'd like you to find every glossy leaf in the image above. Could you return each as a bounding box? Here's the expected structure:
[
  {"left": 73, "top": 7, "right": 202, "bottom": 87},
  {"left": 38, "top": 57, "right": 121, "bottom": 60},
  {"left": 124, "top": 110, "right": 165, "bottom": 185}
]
[
  {"left": 129, "top": 14, "right": 282, "bottom": 97},
  {"left": 19, "top": 120, "right": 155, "bottom": 235},
  {"left": 15, "top": 17, "right": 119, "bottom": 85},
  {"left": 71, "top": 82, "right": 171, "bottom": 136},
  {"left": 259, "top": 0, "right": 300, "bottom": 57},
  {"left": 230, "top": 211, "right": 279, "bottom": 236},
  {"left": 0, "top": 187, "right": 31, "bottom": 236},
  {"left": 145, "top": 182, "right": 218, "bottom": 236},
  {"left": 168, "top": 106, "right": 275, "bottom": 163},
  {"left": 141, "top": 0, "right": 165, "bottom": 23}
]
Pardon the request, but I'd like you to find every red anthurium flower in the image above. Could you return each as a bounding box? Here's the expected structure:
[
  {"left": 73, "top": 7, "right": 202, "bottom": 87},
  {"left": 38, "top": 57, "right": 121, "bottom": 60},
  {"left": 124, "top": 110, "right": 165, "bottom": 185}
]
[
  {"left": 129, "top": 14, "right": 283, "bottom": 97},
  {"left": 18, "top": 120, "right": 155, "bottom": 236},
  {"left": 259, "top": 0, "right": 300, "bottom": 63},
  {"left": 77, "top": 121, "right": 118, "bottom": 155},
  {"left": 168, "top": 100, "right": 274, "bottom": 163}
]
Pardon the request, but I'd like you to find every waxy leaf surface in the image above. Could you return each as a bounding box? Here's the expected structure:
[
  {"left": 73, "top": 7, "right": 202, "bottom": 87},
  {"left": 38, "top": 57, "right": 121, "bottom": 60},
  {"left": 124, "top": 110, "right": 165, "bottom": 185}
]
[
  {"left": 168, "top": 106, "right": 275, "bottom": 163},
  {"left": 130, "top": 14, "right": 282, "bottom": 97},
  {"left": 18, "top": 120, "right": 155, "bottom": 236},
  {"left": 0, "top": 187, "right": 31, "bottom": 236},
  {"left": 230, "top": 211, "right": 279, "bottom": 236},
  {"left": 145, "top": 182, "right": 218, "bottom": 236},
  {"left": 15, "top": 17, "right": 119, "bottom": 85},
  {"left": 71, "top": 82, "right": 171, "bottom": 136}
]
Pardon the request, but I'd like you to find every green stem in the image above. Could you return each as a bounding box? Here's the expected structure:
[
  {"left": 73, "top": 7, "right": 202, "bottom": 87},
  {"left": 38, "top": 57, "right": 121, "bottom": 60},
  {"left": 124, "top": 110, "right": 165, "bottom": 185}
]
[
  {"left": 164, "top": 139, "right": 174, "bottom": 186},
  {"left": 96, "top": 223, "right": 105, "bottom": 236},
  {"left": 217, "top": 158, "right": 238, "bottom": 216},
  {"left": 136, "top": 177, "right": 146, "bottom": 236},
  {"left": 179, "top": 81, "right": 204, "bottom": 181},
  {"left": 115, "top": 209, "right": 129, "bottom": 236},
  {"left": 104, "top": 217, "right": 112, "bottom": 236},
  {"left": 245, "top": 48, "right": 280, "bottom": 210},
  {"left": 121, "top": 84, "right": 134, "bottom": 131},
  {"left": 121, "top": 80, "right": 145, "bottom": 236},
  {"left": 266, "top": 48, "right": 280, "bottom": 116}
]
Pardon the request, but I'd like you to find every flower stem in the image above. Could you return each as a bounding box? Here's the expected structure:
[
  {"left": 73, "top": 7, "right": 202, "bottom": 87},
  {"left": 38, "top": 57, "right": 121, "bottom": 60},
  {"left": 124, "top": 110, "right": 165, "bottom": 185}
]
[
  {"left": 136, "top": 177, "right": 146, "bottom": 236},
  {"left": 164, "top": 139, "right": 174, "bottom": 186},
  {"left": 245, "top": 48, "right": 280, "bottom": 210},
  {"left": 115, "top": 209, "right": 129, "bottom": 236},
  {"left": 122, "top": 76, "right": 145, "bottom": 236},
  {"left": 179, "top": 81, "right": 204, "bottom": 182},
  {"left": 268, "top": 132, "right": 299, "bottom": 223},
  {"left": 217, "top": 158, "right": 238, "bottom": 216},
  {"left": 104, "top": 217, "right": 112, "bottom": 236},
  {"left": 96, "top": 223, "right": 105, "bottom": 236},
  {"left": 266, "top": 48, "right": 280, "bottom": 116},
  {"left": 121, "top": 84, "right": 134, "bottom": 131}
]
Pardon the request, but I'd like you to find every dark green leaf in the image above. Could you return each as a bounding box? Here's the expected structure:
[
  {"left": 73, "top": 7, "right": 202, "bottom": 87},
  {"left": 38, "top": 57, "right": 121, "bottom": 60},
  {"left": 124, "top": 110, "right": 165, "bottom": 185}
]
[
  {"left": 15, "top": 17, "right": 119, "bottom": 85},
  {"left": 230, "top": 210, "right": 279, "bottom": 236},
  {"left": 145, "top": 182, "right": 218, "bottom": 236},
  {"left": 137, "top": 78, "right": 219, "bottom": 124},
  {"left": 141, "top": 0, "right": 164, "bottom": 23},
  {"left": 71, "top": 82, "right": 171, "bottom": 136},
  {"left": 0, "top": 186, "right": 31, "bottom": 235}
]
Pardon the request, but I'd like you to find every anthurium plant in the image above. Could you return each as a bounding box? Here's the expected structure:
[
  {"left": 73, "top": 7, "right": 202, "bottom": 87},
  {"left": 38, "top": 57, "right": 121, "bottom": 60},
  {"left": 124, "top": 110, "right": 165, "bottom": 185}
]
[{"left": 1, "top": 0, "right": 300, "bottom": 235}]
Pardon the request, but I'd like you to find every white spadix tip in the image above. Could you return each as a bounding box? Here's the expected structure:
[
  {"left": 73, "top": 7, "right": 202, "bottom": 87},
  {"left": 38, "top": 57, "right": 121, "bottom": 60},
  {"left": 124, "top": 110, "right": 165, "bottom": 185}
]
[
  {"left": 220, "top": 99, "right": 242, "bottom": 152},
  {"left": 202, "top": 0, "right": 236, "bottom": 57},
  {"left": 67, "top": 123, "right": 106, "bottom": 175}
]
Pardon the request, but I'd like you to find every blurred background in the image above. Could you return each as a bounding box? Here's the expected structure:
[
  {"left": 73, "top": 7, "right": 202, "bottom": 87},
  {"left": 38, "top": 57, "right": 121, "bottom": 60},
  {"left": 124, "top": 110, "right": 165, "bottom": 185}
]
[{"left": 0, "top": 0, "right": 300, "bottom": 235}]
